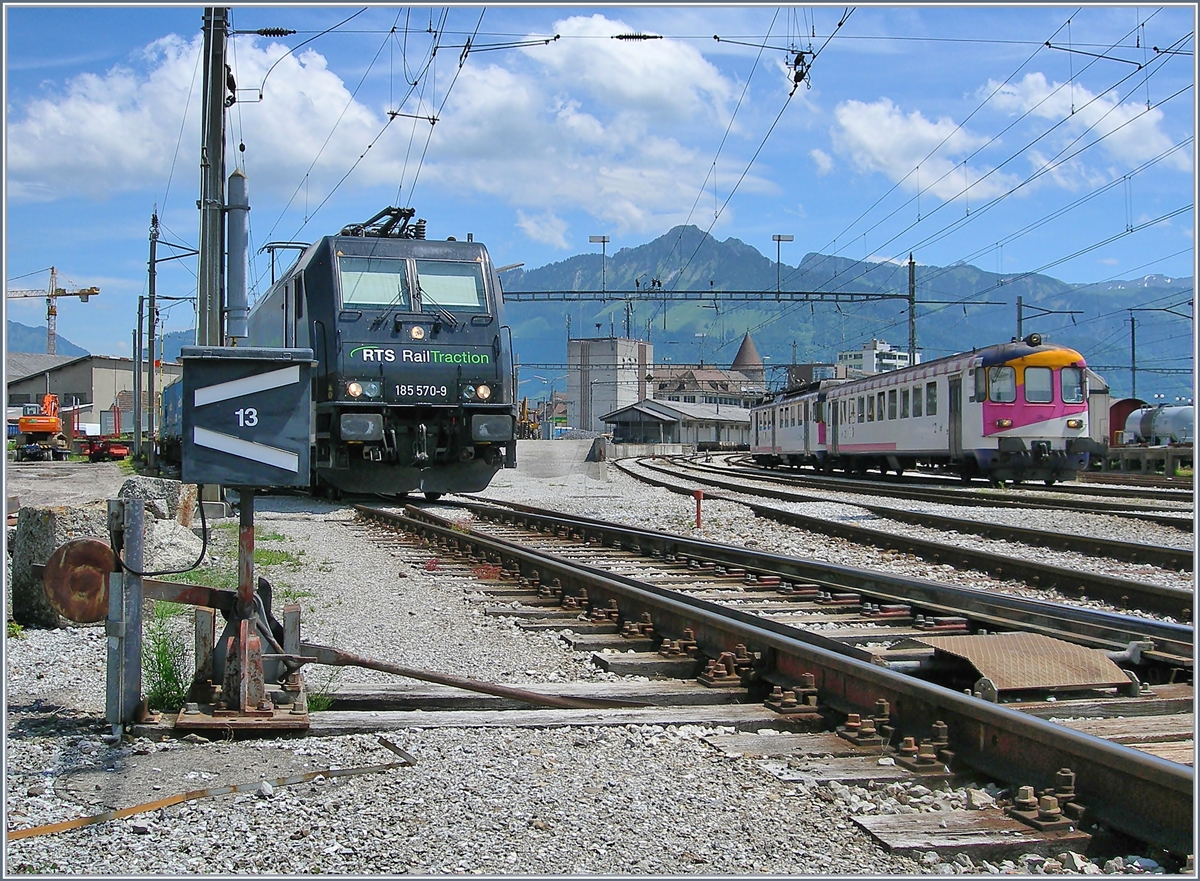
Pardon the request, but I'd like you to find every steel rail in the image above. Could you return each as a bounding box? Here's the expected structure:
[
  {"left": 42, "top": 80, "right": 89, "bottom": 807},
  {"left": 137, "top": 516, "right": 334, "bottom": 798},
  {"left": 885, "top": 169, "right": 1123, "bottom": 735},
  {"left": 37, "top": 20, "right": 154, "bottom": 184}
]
[
  {"left": 620, "top": 459, "right": 1195, "bottom": 624},
  {"left": 356, "top": 504, "right": 1194, "bottom": 857},
  {"left": 712, "top": 458, "right": 1194, "bottom": 531},
  {"left": 651, "top": 458, "right": 1192, "bottom": 571},
  {"left": 445, "top": 498, "right": 1193, "bottom": 665}
]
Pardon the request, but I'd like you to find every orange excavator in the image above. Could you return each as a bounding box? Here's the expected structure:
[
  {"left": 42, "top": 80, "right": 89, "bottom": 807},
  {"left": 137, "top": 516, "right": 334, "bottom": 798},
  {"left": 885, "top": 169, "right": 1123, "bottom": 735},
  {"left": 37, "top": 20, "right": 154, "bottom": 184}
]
[{"left": 14, "top": 394, "right": 70, "bottom": 462}]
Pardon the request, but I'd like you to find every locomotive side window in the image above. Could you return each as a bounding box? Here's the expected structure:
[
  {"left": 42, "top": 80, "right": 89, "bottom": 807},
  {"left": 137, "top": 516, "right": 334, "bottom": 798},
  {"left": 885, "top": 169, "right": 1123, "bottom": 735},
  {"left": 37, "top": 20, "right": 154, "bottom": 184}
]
[
  {"left": 416, "top": 261, "right": 488, "bottom": 312},
  {"left": 888, "top": 389, "right": 897, "bottom": 420},
  {"left": 1024, "top": 366, "right": 1053, "bottom": 403},
  {"left": 1061, "top": 367, "right": 1085, "bottom": 403},
  {"left": 338, "top": 256, "right": 411, "bottom": 307},
  {"left": 912, "top": 387, "right": 922, "bottom": 417},
  {"left": 900, "top": 388, "right": 909, "bottom": 418},
  {"left": 988, "top": 366, "right": 1016, "bottom": 402},
  {"left": 925, "top": 382, "right": 937, "bottom": 416}
]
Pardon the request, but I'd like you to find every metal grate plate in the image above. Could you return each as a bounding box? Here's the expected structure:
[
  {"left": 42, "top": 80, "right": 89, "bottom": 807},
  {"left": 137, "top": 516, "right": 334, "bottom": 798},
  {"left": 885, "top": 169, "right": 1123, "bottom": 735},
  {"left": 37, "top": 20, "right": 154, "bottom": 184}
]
[{"left": 911, "top": 632, "right": 1131, "bottom": 692}]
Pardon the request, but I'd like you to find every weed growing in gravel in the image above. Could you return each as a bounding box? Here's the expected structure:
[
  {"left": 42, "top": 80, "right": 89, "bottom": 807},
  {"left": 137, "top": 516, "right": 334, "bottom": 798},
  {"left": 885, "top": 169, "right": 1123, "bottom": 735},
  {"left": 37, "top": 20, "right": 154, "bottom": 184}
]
[
  {"left": 304, "top": 665, "right": 344, "bottom": 712},
  {"left": 278, "top": 584, "right": 316, "bottom": 601},
  {"left": 143, "top": 603, "right": 191, "bottom": 712},
  {"left": 255, "top": 548, "right": 301, "bottom": 568},
  {"left": 7, "top": 621, "right": 26, "bottom": 639},
  {"left": 161, "top": 565, "right": 237, "bottom": 592}
]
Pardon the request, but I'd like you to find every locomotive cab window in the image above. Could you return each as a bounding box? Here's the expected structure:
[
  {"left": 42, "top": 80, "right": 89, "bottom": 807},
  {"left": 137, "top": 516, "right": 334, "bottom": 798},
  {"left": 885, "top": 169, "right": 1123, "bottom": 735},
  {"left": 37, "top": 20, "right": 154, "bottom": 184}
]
[
  {"left": 988, "top": 366, "right": 1017, "bottom": 403},
  {"left": 416, "top": 261, "right": 488, "bottom": 313},
  {"left": 1024, "top": 366, "right": 1053, "bottom": 403},
  {"left": 338, "top": 256, "right": 411, "bottom": 308},
  {"left": 1061, "top": 367, "right": 1085, "bottom": 403}
]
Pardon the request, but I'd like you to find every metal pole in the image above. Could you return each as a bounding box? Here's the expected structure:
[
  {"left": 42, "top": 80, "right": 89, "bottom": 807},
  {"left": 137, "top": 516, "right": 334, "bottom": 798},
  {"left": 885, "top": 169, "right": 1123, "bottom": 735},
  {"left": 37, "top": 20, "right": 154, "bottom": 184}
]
[
  {"left": 148, "top": 219, "right": 158, "bottom": 468},
  {"left": 907, "top": 253, "right": 917, "bottom": 362},
  {"left": 134, "top": 295, "right": 144, "bottom": 458},
  {"left": 106, "top": 499, "right": 144, "bottom": 733},
  {"left": 198, "top": 7, "right": 228, "bottom": 348},
  {"left": 1016, "top": 295, "right": 1023, "bottom": 340},
  {"left": 1130, "top": 312, "right": 1137, "bottom": 399}
]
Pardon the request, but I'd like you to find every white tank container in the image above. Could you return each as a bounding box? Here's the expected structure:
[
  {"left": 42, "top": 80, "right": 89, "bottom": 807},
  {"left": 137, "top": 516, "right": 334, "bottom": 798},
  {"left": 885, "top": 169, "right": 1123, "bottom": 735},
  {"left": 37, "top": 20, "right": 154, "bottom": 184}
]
[{"left": 1123, "top": 405, "right": 1194, "bottom": 444}]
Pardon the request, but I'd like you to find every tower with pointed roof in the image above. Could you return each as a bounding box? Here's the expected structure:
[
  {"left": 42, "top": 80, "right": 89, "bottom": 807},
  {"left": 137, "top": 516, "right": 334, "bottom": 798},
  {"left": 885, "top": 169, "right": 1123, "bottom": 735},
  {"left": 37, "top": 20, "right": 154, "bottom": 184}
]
[{"left": 730, "top": 333, "right": 764, "bottom": 385}]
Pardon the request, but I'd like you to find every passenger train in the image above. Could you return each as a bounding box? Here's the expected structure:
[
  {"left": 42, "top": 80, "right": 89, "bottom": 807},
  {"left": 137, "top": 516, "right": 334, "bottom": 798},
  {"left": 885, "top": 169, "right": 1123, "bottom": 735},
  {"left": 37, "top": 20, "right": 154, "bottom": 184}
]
[
  {"left": 163, "top": 208, "right": 517, "bottom": 499},
  {"left": 750, "top": 335, "right": 1103, "bottom": 485}
]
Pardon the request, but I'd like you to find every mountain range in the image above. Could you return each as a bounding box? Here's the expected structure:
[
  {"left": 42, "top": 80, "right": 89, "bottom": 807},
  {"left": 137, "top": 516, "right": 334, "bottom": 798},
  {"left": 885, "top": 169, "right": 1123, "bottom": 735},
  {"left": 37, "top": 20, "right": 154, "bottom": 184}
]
[
  {"left": 7, "top": 227, "right": 1192, "bottom": 400},
  {"left": 5, "top": 321, "right": 89, "bottom": 357}
]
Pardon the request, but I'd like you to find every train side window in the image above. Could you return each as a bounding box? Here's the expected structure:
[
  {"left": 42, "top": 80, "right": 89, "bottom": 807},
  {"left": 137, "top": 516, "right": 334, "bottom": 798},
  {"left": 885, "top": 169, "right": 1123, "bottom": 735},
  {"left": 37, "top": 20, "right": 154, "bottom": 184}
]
[
  {"left": 294, "top": 277, "right": 304, "bottom": 319},
  {"left": 867, "top": 396, "right": 874, "bottom": 421},
  {"left": 857, "top": 396, "right": 865, "bottom": 423},
  {"left": 926, "top": 382, "right": 938, "bottom": 416},
  {"left": 988, "top": 366, "right": 1017, "bottom": 402},
  {"left": 1024, "top": 366, "right": 1053, "bottom": 403},
  {"left": 888, "top": 389, "right": 897, "bottom": 419},
  {"left": 912, "top": 387, "right": 922, "bottom": 417},
  {"left": 1061, "top": 367, "right": 1085, "bottom": 403},
  {"left": 900, "top": 388, "right": 910, "bottom": 418},
  {"left": 841, "top": 401, "right": 847, "bottom": 423},
  {"left": 815, "top": 401, "right": 824, "bottom": 423},
  {"left": 416, "top": 260, "right": 488, "bottom": 312},
  {"left": 974, "top": 369, "right": 987, "bottom": 402},
  {"left": 338, "top": 255, "right": 410, "bottom": 307},
  {"left": 877, "top": 391, "right": 886, "bottom": 420}
]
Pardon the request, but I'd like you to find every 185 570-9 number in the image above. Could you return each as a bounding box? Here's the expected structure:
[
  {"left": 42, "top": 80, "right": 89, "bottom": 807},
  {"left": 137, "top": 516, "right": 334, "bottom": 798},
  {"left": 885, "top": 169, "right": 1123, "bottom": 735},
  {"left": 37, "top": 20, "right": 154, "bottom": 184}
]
[{"left": 395, "top": 384, "right": 449, "bottom": 399}]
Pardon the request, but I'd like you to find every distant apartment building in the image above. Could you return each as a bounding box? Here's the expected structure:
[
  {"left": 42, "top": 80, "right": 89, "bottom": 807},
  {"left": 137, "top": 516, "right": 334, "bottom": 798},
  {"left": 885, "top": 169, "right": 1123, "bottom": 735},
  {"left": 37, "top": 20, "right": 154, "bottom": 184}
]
[
  {"left": 566, "top": 337, "right": 653, "bottom": 433},
  {"left": 836, "top": 339, "right": 920, "bottom": 374}
]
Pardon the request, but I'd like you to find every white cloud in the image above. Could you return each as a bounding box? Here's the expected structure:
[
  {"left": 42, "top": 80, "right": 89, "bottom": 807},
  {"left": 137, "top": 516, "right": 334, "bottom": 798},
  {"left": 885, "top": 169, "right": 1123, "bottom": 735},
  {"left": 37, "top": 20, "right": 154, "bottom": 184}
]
[
  {"left": 831, "top": 98, "right": 1021, "bottom": 201},
  {"left": 516, "top": 210, "right": 569, "bottom": 248},
  {"left": 984, "top": 72, "right": 1192, "bottom": 172},
  {"left": 810, "top": 148, "right": 833, "bottom": 174}
]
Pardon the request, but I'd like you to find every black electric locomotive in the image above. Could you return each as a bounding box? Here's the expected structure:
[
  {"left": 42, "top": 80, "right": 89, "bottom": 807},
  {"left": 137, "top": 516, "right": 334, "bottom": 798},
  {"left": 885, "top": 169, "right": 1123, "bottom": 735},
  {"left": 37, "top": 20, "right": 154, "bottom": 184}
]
[{"left": 246, "top": 208, "right": 516, "bottom": 499}]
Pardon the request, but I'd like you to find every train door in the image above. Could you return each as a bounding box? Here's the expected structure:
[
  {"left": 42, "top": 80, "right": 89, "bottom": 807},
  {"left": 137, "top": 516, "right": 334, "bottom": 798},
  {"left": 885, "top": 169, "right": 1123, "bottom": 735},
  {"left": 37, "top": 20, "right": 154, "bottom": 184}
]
[
  {"left": 828, "top": 396, "right": 839, "bottom": 455},
  {"left": 771, "top": 407, "right": 777, "bottom": 453},
  {"left": 948, "top": 375, "right": 963, "bottom": 458},
  {"left": 802, "top": 401, "right": 810, "bottom": 454}
]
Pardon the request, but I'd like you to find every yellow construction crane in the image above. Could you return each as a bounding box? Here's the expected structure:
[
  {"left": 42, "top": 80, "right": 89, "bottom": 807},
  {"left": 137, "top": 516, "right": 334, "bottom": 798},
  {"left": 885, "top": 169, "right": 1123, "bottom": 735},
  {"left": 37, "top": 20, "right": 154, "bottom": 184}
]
[{"left": 6, "top": 266, "right": 100, "bottom": 354}]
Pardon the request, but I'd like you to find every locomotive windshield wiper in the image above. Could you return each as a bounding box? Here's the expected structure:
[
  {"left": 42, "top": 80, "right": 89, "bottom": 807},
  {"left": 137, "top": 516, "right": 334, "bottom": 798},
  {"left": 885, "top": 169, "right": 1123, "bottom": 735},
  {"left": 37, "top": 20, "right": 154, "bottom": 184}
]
[
  {"left": 415, "top": 281, "right": 459, "bottom": 328},
  {"left": 370, "top": 285, "right": 407, "bottom": 331}
]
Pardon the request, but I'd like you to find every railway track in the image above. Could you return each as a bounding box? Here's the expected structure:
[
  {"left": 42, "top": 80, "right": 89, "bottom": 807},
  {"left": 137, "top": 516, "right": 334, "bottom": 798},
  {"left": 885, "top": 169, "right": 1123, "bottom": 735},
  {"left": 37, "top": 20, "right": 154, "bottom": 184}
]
[
  {"left": 717, "top": 456, "right": 1194, "bottom": 531},
  {"left": 350, "top": 500, "right": 1194, "bottom": 859},
  {"left": 619, "top": 458, "right": 1193, "bottom": 619}
]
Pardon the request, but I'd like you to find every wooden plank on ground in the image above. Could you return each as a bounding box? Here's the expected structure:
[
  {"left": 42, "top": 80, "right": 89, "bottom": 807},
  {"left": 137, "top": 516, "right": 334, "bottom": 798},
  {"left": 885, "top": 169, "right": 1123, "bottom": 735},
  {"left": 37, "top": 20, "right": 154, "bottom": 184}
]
[
  {"left": 706, "top": 732, "right": 865, "bottom": 758},
  {"left": 1012, "top": 684, "right": 1193, "bottom": 719},
  {"left": 1055, "top": 713, "right": 1193, "bottom": 744},
  {"left": 307, "top": 703, "right": 796, "bottom": 735},
  {"left": 854, "top": 810, "right": 1091, "bottom": 860},
  {"left": 1125, "top": 741, "right": 1194, "bottom": 766},
  {"left": 757, "top": 755, "right": 945, "bottom": 785}
]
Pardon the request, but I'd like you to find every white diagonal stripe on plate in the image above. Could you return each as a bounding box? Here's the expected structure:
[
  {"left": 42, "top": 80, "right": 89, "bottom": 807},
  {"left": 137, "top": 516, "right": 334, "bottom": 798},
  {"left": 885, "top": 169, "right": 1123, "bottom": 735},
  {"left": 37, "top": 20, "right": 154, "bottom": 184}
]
[
  {"left": 192, "top": 426, "right": 299, "bottom": 473},
  {"left": 193, "top": 365, "right": 300, "bottom": 407}
]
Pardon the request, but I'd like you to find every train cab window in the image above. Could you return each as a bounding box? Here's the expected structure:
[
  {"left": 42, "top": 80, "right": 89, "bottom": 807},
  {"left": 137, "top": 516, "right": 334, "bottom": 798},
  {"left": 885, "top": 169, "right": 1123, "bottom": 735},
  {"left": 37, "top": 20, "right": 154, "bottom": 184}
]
[
  {"left": 988, "top": 366, "right": 1016, "bottom": 402},
  {"left": 337, "top": 256, "right": 411, "bottom": 308},
  {"left": 877, "top": 392, "right": 886, "bottom": 420},
  {"left": 900, "top": 388, "right": 910, "bottom": 418},
  {"left": 887, "top": 389, "right": 897, "bottom": 420},
  {"left": 974, "top": 369, "right": 987, "bottom": 402},
  {"left": 1061, "top": 367, "right": 1085, "bottom": 403},
  {"left": 857, "top": 396, "right": 865, "bottom": 423},
  {"left": 416, "top": 261, "right": 488, "bottom": 312},
  {"left": 925, "top": 382, "right": 938, "bottom": 416},
  {"left": 1024, "top": 366, "right": 1053, "bottom": 403},
  {"left": 912, "top": 387, "right": 923, "bottom": 418}
]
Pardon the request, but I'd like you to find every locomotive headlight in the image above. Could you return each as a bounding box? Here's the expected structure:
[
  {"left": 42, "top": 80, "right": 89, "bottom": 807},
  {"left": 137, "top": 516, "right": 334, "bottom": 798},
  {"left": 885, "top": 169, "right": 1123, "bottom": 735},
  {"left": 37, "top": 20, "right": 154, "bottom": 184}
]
[
  {"left": 362, "top": 380, "right": 382, "bottom": 398},
  {"left": 462, "top": 385, "right": 476, "bottom": 400},
  {"left": 347, "top": 381, "right": 364, "bottom": 398},
  {"left": 995, "top": 418, "right": 1013, "bottom": 428},
  {"left": 410, "top": 325, "right": 426, "bottom": 340},
  {"left": 1066, "top": 418, "right": 1083, "bottom": 429},
  {"left": 475, "top": 384, "right": 493, "bottom": 401}
]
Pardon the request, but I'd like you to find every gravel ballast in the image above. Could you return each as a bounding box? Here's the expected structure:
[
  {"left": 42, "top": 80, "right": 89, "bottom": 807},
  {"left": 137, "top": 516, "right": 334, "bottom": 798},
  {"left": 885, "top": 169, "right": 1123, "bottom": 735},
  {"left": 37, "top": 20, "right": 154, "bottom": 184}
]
[{"left": 3, "top": 443, "right": 1185, "bottom": 874}]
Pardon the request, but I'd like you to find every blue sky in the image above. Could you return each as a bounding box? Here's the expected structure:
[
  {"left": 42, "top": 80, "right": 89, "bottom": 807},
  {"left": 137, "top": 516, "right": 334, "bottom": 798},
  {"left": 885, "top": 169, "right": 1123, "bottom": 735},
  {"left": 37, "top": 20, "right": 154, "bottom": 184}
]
[{"left": 4, "top": 4, "right": 1195, "bottom": 359}]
